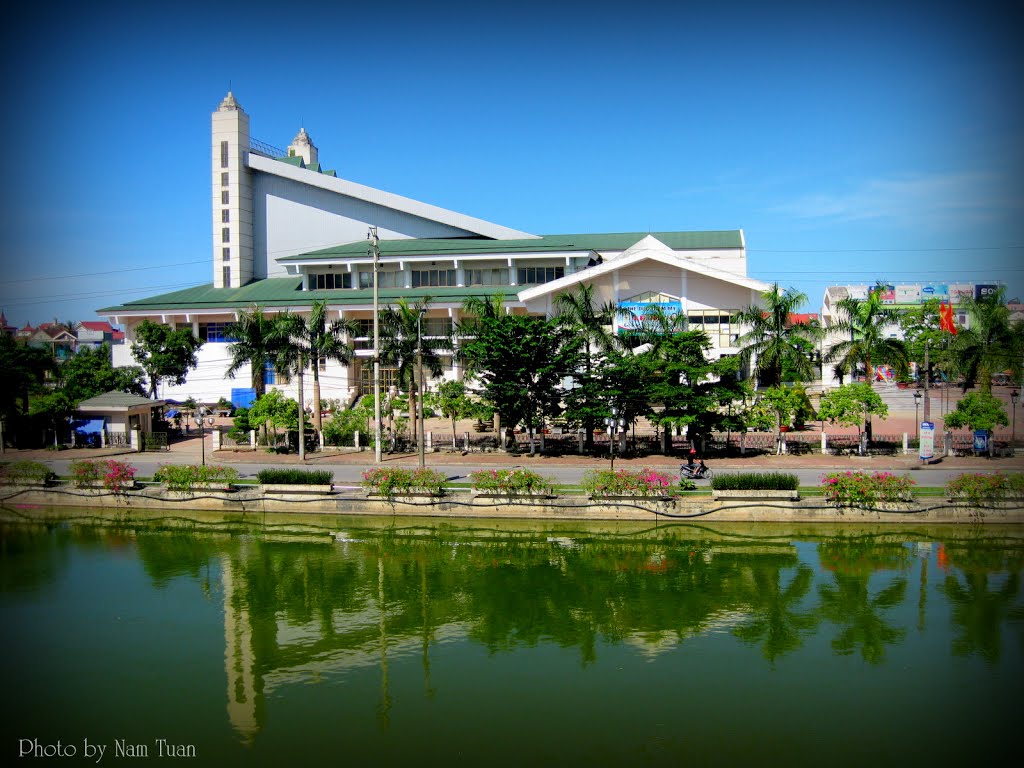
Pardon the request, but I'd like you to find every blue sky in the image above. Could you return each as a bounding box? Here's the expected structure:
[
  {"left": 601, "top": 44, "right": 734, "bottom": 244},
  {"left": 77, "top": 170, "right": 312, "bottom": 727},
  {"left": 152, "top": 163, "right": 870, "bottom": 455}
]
[{"left": 1, "top": 0, "right": 1021, "bottom": 327}]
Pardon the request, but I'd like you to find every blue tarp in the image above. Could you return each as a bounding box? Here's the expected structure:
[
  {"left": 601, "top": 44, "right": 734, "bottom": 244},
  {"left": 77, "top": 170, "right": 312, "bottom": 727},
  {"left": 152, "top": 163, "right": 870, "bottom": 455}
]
[
  {"left": 166, "top": 409, "right": 180, "bottom": 418},
  {"left": 72, "top": 419, "right": 105, "bottom": 435},
  {"left": 231, "top": 388, "right": 257, "bottom": 409}
]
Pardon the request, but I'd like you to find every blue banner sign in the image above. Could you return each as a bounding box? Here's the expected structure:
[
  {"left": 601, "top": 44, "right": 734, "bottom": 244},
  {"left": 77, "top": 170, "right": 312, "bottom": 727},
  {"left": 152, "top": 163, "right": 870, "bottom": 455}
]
[{"left": 973, "top": 430, "right": 989, "bottom": 453}]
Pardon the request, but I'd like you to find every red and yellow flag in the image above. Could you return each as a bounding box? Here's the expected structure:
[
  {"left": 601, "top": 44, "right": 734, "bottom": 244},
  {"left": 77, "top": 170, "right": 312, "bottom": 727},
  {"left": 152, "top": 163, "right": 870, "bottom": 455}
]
[{"left": 939, "top": 301, "right": 957, "bottom": 334}]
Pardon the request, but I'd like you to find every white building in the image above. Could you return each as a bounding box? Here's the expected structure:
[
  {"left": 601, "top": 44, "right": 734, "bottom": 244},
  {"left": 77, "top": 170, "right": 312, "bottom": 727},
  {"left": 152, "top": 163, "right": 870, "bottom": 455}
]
[{"left": 102, "top": 93, "right": 770, "bottom": 405}]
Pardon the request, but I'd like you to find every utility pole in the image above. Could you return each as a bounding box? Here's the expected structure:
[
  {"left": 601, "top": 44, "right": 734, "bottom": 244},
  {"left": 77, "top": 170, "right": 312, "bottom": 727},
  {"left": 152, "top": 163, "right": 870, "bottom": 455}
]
[
  {"left": 297, "top": 350, "right": 305, "bottom": 461},
  {"left": 369, "top": 227, "right": 382, "bottom": 463},
  {"left": 417, "top": 308, "right": 426, "bottom": 469},
  {"left": 922, "top": 340, "right": 931, "bottom": 424}
]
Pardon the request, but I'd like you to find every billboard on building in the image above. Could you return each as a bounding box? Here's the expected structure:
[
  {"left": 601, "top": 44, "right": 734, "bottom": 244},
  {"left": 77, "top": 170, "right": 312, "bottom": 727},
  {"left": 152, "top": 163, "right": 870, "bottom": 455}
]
[
  {"left": 618, "top": 301, "right": 682, "bottom": 332},
  {"left": 919, "top": 284, "right": 949, "bottom": 300},
  {"left": 895, "top": 285, "right": 920, "bottom": 304},
  {"left": 975, "top": 284, "right": 999, "bottom": 301},
  {"left": 949, "top": 284, "right": 973, "bottom": 303}
]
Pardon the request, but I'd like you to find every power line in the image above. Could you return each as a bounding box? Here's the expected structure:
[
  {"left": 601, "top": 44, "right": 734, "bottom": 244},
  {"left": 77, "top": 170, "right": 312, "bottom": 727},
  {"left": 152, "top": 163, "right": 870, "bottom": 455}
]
[{"left": 0, "top": 260, "right": 208, "bottom": 286}]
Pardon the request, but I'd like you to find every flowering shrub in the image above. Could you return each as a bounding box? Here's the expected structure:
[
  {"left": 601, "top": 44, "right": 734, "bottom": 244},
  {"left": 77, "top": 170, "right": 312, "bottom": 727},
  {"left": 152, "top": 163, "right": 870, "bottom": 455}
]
[
  {"left": 469, "top": 468, "right": 554, "bottom": 496},
  {"left": 820, "top": 471, "right": 916, "bottom": 508},
  {"left": 362, "top": 467, "right": 447, "bottom": 497},
  {"left": 582, "top": 468, "right": 677, "bottom": 497},
  {"left": 155, "top": 464, "right": 239, "bottom": 492},
  {"left": 945, "top": 473, "right": 1024, "bottom": 505},
  {"left": 70, "top": 459, "right": 102, "bottom": 487},
  {"left": 69, "top": 459, "right": 137, "bottom": 492},
  {"left": 101, "top": 460, "right": 137, "bottom": 493}
]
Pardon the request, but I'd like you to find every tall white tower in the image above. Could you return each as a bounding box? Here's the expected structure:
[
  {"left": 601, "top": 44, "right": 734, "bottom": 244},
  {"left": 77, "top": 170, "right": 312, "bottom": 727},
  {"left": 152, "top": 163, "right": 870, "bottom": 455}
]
[
  {"left": 288, "top": 127, "right": 318, "bottom": 166},
  {"left": 211, "top": 92, "right": 254, "bottom": 288}
]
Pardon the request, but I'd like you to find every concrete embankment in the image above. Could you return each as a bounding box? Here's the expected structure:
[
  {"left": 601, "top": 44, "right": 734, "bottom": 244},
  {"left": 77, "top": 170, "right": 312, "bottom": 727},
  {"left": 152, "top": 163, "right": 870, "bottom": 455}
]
[{"left": 2, "top": 484, "right": 1023, "bottom": 524}]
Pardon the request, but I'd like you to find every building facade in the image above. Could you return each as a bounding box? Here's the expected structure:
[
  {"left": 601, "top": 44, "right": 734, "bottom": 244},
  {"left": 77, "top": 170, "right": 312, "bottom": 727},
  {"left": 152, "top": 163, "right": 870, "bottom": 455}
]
[{"left": 101, "top": 93, "right": 770, "bottom": 404}]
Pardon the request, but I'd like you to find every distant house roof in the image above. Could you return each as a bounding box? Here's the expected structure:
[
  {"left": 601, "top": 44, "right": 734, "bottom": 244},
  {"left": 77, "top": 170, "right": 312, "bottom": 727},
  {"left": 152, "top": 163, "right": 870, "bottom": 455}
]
[
  {"left": 77, "top": 321, "right": 115, "bottom": 333},
  {"left": 77, "top": 391, "right": 163, "bottom": 410},
  {"left": 788, "top": 313, "right": 819, "bottom": 325}
]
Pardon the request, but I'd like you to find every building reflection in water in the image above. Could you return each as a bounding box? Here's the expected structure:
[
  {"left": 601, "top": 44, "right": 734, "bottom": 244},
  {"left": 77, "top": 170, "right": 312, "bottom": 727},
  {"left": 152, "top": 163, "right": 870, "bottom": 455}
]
[{"left": 208, "top": 525, "right": 1024, "bottom": 743}]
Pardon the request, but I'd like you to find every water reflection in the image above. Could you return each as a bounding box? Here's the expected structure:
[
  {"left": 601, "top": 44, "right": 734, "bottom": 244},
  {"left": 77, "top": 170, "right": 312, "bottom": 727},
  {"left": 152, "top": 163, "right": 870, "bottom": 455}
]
[{"left": 2, "top": 515, "right": 1023, "bottom": 753}]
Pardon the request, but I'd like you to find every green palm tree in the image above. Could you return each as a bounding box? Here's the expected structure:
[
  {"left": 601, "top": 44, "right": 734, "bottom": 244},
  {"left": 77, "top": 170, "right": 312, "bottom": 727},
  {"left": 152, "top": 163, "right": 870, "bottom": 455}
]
[
  {"left": 225, "top": 305, "right": 280, "bottom": 401},
  {"left": 948, "top": 285, "right": 1023, "bottom": 394},
  {"left": 553, "top": 283, "right": 619, "bottom": 448},
  {"left": 379, "top": 297, "right": 447, "bottom": 447},
  {"left": 825, "top": 283, "right": 909, "bottom": 439},
  {"left": 735, "top": 283, "right": 821, "bottom": 389},
  {"left": 272, "top": 301, "right": 358, "bottom": 438}
]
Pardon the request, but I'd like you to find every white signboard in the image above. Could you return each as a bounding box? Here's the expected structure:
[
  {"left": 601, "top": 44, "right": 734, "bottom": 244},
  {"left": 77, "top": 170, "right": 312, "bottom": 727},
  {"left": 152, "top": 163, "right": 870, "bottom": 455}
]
[{"left": 919, "top": 421, "right": 935, "bottom": 461}]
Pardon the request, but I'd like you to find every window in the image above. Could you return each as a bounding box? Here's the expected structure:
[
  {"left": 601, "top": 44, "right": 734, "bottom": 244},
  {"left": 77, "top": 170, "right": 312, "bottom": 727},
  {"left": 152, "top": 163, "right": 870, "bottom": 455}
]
[
  {"left": 422, "top": 317, "right": 453, "bottom": 336},
  {"left": 220, "top": 141, "right": 229, "bottom": 168},
  {"left": 685, "top": 309, "right": 740, "bottom": 346},
  {"left": 221, "top": 190, "right": 229, "bottom": 205},
  {"left": 199, "top": 321, "right": 235, "bottom": 342},
  {"left": 221, "top": 172, "right": 229, "bottom": 186},
  {"left": 516, "top": 266, "right": 564, "bottom": 285},
  {"left": 308, "top": 272, "right": 352, "bottom": 290},
  {"left": 358, "top": 270, "right": 404, "bottom": 289},
  {"left": 222, "top": 247, "right": 230, "bottom": 262},
  {"left": 221, "top": 209, "right": 230, "bottom": 223},
  {"left": 222, "top": 266, "right": 231, "bottom": 287},
  {"left": 263, "top": 360, "right": 276, "bottom": 386},
  {"left": 411, "top": 269, "right": 456, "bottom": 288},
  {"left": 222, "top": 228, "right": 230, "bottom": 243},
  {"left": 465, "top": 267, "right": 509, "bottom": 286}
]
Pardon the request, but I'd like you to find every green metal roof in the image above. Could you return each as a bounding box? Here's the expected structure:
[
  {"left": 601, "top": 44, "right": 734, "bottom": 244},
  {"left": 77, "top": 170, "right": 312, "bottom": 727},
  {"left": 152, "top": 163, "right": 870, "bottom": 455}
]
[
  {"left": 77, "top": 391, "right": 162, "bottom": 409},
  {"left": 99, "top": 279, "right": 510, "bottom": 313},
  {"left": 278, "top": 230, "right": 743, "bottom": 263}
]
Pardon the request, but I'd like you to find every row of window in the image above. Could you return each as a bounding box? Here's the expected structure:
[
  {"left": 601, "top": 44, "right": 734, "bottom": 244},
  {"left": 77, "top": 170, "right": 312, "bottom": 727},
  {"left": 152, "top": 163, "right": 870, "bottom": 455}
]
[{"left": 305, "top": 266, "right": 564, "bottom": 291}]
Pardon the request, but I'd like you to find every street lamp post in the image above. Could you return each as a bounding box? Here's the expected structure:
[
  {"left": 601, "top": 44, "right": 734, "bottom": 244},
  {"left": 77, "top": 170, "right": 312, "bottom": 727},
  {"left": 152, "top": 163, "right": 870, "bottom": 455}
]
[
  {"left": 1012, "top": 389, "right": 1019, "bottom": 446},
  {"left": 913, "top": 390, "right": 922, "bottom": 443},
  {"left": 603, "top": 407, "right": 626, "bottom": 471},
  {"left": 198, "top": 408, "right": 215, "bottom": 466},
  {"left": 369, "top": 227, "right": 382, "bottom": 463}
]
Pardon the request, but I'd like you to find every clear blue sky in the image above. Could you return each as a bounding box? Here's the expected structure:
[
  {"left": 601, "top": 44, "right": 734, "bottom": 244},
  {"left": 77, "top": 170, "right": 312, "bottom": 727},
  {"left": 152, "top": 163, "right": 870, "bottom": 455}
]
[{"left": 1, "top": 0, "right": 1021, "bottom": 328}]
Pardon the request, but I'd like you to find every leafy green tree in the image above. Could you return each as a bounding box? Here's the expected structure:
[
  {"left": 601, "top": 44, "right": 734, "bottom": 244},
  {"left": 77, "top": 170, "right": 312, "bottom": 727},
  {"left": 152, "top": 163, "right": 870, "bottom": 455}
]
[
  {"left": 818, "top": 383, "right": 889, "bottom": 452},
  {"left": 248, "top": 390, "right": 298, "bottom": 445},
  {"left": 943, "top": 393, "right": 1008, "bottom": 445},
  {"left": 0, "top": 332, "right": 53, "bottom": 419},
  {"left": 948, "top": 286, "right": 1023, "bottom": 394},
  {"left": 436, "top": 380, "right": 476, "bottom": 444},
  {"left": 825, "top": 284, "right": 908, "bottom": 439},
  {"left": 131, "top": 320, "right": 203, "bottom": 399},
  {"left": 225, "top": 305, "right": 281, "bottom": 401},
  {"left": 753, "top": 385, "right": 815, "bottom": 454},
  {"left": 735, "top": 283, "right": 822, "bottom": 387},
  {"left": 459, "top": 295, "right": 577, "bottom": 454},
  {"left": 58, "top": 344, "right": 146, "bottom": 402},
  {"left": 29, "top": 389, "right": 76, "bottom": 447}
]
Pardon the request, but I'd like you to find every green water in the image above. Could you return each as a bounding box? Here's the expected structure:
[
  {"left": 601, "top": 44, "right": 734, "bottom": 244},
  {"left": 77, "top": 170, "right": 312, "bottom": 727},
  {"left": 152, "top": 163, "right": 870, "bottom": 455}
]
[{"left": 1, "top": 509, "right": 1021, "bottom": 766}]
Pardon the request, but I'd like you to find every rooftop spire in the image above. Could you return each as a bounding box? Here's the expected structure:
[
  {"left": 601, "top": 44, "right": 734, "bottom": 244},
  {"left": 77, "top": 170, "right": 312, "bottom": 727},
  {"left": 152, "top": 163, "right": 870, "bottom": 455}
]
[{"left": 218, "top": 91, "right": 242, "bottom": 112}]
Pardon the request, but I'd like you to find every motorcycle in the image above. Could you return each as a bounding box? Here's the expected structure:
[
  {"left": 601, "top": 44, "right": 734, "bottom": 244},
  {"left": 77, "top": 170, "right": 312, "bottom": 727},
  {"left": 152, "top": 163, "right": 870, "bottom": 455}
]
[{"left": 679, "top": 462, "right": 712, "bottom": 480}]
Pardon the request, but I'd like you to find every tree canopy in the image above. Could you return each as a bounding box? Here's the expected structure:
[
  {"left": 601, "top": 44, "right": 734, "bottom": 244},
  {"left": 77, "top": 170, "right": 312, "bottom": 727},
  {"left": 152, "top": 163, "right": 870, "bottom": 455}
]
[{"left": 131, "top": 320, "right": 203, "bottom": 399}]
